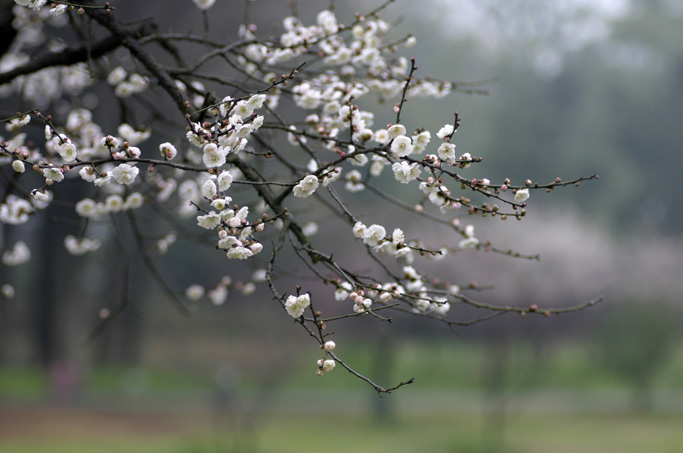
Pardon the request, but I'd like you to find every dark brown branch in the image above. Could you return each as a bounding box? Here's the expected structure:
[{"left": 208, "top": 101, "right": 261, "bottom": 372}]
[
  {"left": 0, "top": 23, "right": 154, "bottom": 86},
  {"left": 84, "top": 7, "right": 187, "bottom": 115}
]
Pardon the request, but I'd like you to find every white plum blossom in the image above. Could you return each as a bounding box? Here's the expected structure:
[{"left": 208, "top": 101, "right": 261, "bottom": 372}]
[
  {"left": 5, "top": 114, "right": 30, "bottom": 132},
  {"left": 93, "top": 173, "right": 111, "bottom": 187},
  {"left": 459, "top": 224, "right": 479, "bottom": 249},
  {"left": 124, "top": 193, "right": 144, "bottom": 210},
  {"left": 293, "top": 175, "right": 320, "bottom": 198},
  {"left": 459, "top": 153, "right": 472, "bottom": 168},
  {"left": 31, "top": 189, "right": 50, "bottom": 203},
  {"left": 107, "top": 66, "right": 127, "bottom": 85},
  {"left": 79, "top": 166, "right": 97, "bottom": 182},
  {"left": 335, "top": 282, "right": 353, "bottom": 300},
  {"left": 412, "top": 130, "right": 431, "bottom": 152},
  {"left": 185, "top": 284, "right": 205, "bottom": 301},
  {"left": 0, "top": 196, "right": 34, "bottom": 225},
  {"left": 208, "top": 285, "right": 228, "bottom": 305},
  {"left": 436, "top": 124, "right": 454, "bottom": 139},
  {"left": 1, "top": 284, "right": 15, "bottom": 299},
  {"left": 317, "top": 10, "right": 338, "bottom": 34},
  {"left": 203, "top": 143, "right": 228, "bottom": 168},
  {"left": 217, "top": 171, "right": 233, "bottom": 191},
  {"left": 245, "top": 93, "right": 267, "bottom": 112},
  {"left": 197, "top": 212, "right": 221, "bottom": 229},
  {"left": 186, "top": 130, "right": 203, "bottom": 148},
  {"left": 302, "top": 222, "right": 318, "bottom": 236},
  {"left": 56, "top": 141, "right": 78, "bottom": 162},
  {"left": 387, "top": 124, "right": 406, "bottom": 140},
  {"left": 42, "top": 167, "right": 64, "bottom": 183},
  {"left": 2, "top": 241, "right": 31, "bottom": 266},
  {"left": 345, "top": 169, "right": 364, "bottom": 192},
  {"left": 14, "top": 0, "right": 47, "bottom": 10},
  {"left": 353, "top": 297, "right": 372, "bottom": 313},
  {"left": 159, "top": 142, "right": 177, "bottom": 159},
  {"left": 227, "top": 246, "right": 253, "bottom": 260},
  {"left": 515, "top": 188, "right": 530, "bottom": 203},
  {"left": 349, "top": 151, "right": 368, "bottom": 166},
  {"left": 75, "top": 198, "right": 97, "bottom": 217},
  {"left": 391, "top": 135, "right": 413, "bottom": 157},
  {"left": 392, "top": 228, "right": 405, "bottom": 246},
  {"left": 211, "top": 197, "right": 231, "bottom": 210},
  {"left": 157, "top": 233, "right": 176, "bottom": 254},
  {"left": 323, "top": 341, "right": 336, "bottom": 352},
  {"left": 322, "top": 359, "right": 336, "bottom": 372},
  {"left": 437, "top": 142, "right": 456, "bottom": 163},
  {"left": 373, "top": 129, "right": 389, "bottom": 144},
  {"left": 64, "top": 235, "right": 101, "bottom": 256},
  {"left": 118, "top": 124, "right": 150, "bottom": 145},
  {"left": 114, "top": 82, "right": 136, "bottom": 98},
  {"left": 111, "top": 164, "right": 139, "bottom": 185},
  {"left": 362, "top": 224, "right": 386, "bottom": 246},
  {"left": 285, "top": 293, "right": 311, "bottom": 318},
  {"left": 218, "top": 236, "right": 240, "bottom": 250},
  {"left": 321, "top": 168, "right": 342, "bottom": 187},
  {"left": 413, "top": 298, "right": 431, "bottom": 313},
  {"left": 352, "top": 221, "right": 366, "bottom": 238},
  {"left": 392, "top": 161, "right": 421, "bottom": 183},
  {"left": 433, "top": 300, "right": 451, "bottom": 317},
  {"left": 202, "top": 179, "right": 217, "bottom": 199},
  {"left": 448, "top": 285, "right": 461, "bottom": 296},
  {"left": 105, "top": 194, "right": 124, "bottom": 212}
]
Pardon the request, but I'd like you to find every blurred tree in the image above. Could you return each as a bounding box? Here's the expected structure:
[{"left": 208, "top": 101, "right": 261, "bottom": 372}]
[
  {"left": 596, "top": 300, "right": 679, "bottom": 412},
  {"left": 406, "top": 0, "right": 683, "bottom": 234}
]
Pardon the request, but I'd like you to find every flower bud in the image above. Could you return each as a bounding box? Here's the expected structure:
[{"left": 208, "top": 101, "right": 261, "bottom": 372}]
[
  {"left": 12, "top": 160, "right": 25, "bottom": 173},
  {"left": 323, "top": 341, "right": 336, "bottom": 352}
]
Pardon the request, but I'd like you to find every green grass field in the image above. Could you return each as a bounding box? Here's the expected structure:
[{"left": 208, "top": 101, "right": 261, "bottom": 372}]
[
  {"left": 2, "top": 339, "right": 682, "bottom": 452},
  {"left": 2, "top": 410, "right": 682, "bottom": 453}
]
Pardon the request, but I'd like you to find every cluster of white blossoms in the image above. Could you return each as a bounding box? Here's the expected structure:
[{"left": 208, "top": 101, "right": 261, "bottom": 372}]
[
  {"left": 292, "top": 175, "right": 320, "bottom": 198},
  {"left": 13, "top": 0, "right": 46, "bottom": 10},
  {"left": 352, "top": 221, "right": 413, "bottom": 260},
  {"left": 0, "top": 195, "right": 35, "bottom": 225},
  {"left": 228, "top": 11, "right": 458, "bottom": 203},
  {"left": 184, "top": 273, "right": 262, "bottom": 307},
  {"left": 2, "top": 4, "right": 87, "bottom": 106},
  {"left": 458, "top": 224, "right": 480, "bottom": 249},
  {"left": 186, "top": 94, "right": 266, "bottom": 169},
  {"left": 316, "top": 341, "right": 337, "bottom": 375},
  {"left": 285, "top": 293, "right": 311, "bottom": 318},
  {"left": 107, "top": 67, "right": 149, "bottom": 98},
  {"left": 333, "top": 274, "right": 454, "bottom": 318},
  {"left": 194, "top": 177, "right": 265, "bottom": 260},
  {"left": 2, "top": 241, "right": 31, "bottom": 266},
  {"left": 316, "top": 357, "right": 336, "bottom": 376},
  {"left": 63, "top": 235, "right": 102, "bottom": 256},
  {"left": 402, "top": 266, "right": 453, "bottom": 317},
  {"left": 75, "top": 193, "right": 144, "bottom": 219}
]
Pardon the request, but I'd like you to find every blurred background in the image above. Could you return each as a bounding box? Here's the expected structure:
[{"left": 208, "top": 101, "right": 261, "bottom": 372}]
[{"left": 1, "top": 0, "right": 682, "bottom": 451}]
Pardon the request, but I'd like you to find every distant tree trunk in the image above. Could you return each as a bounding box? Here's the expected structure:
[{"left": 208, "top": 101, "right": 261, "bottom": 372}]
[
  {"left": 370, "top": 326, "right": 396, "bottom": 423},
  {"left": 0, "top": 1, "right": 18, "bottom": 58},
  {"left": 35, "top": 219, "right": 62, "bottom": 367},
  {"left": 481, "top": 335, "right": 510, "bottom": 451}
]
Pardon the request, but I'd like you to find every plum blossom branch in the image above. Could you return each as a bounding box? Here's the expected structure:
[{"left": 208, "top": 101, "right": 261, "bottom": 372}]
[{"left": 0, "top": 0, "right": 602, "bottom": 392}]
